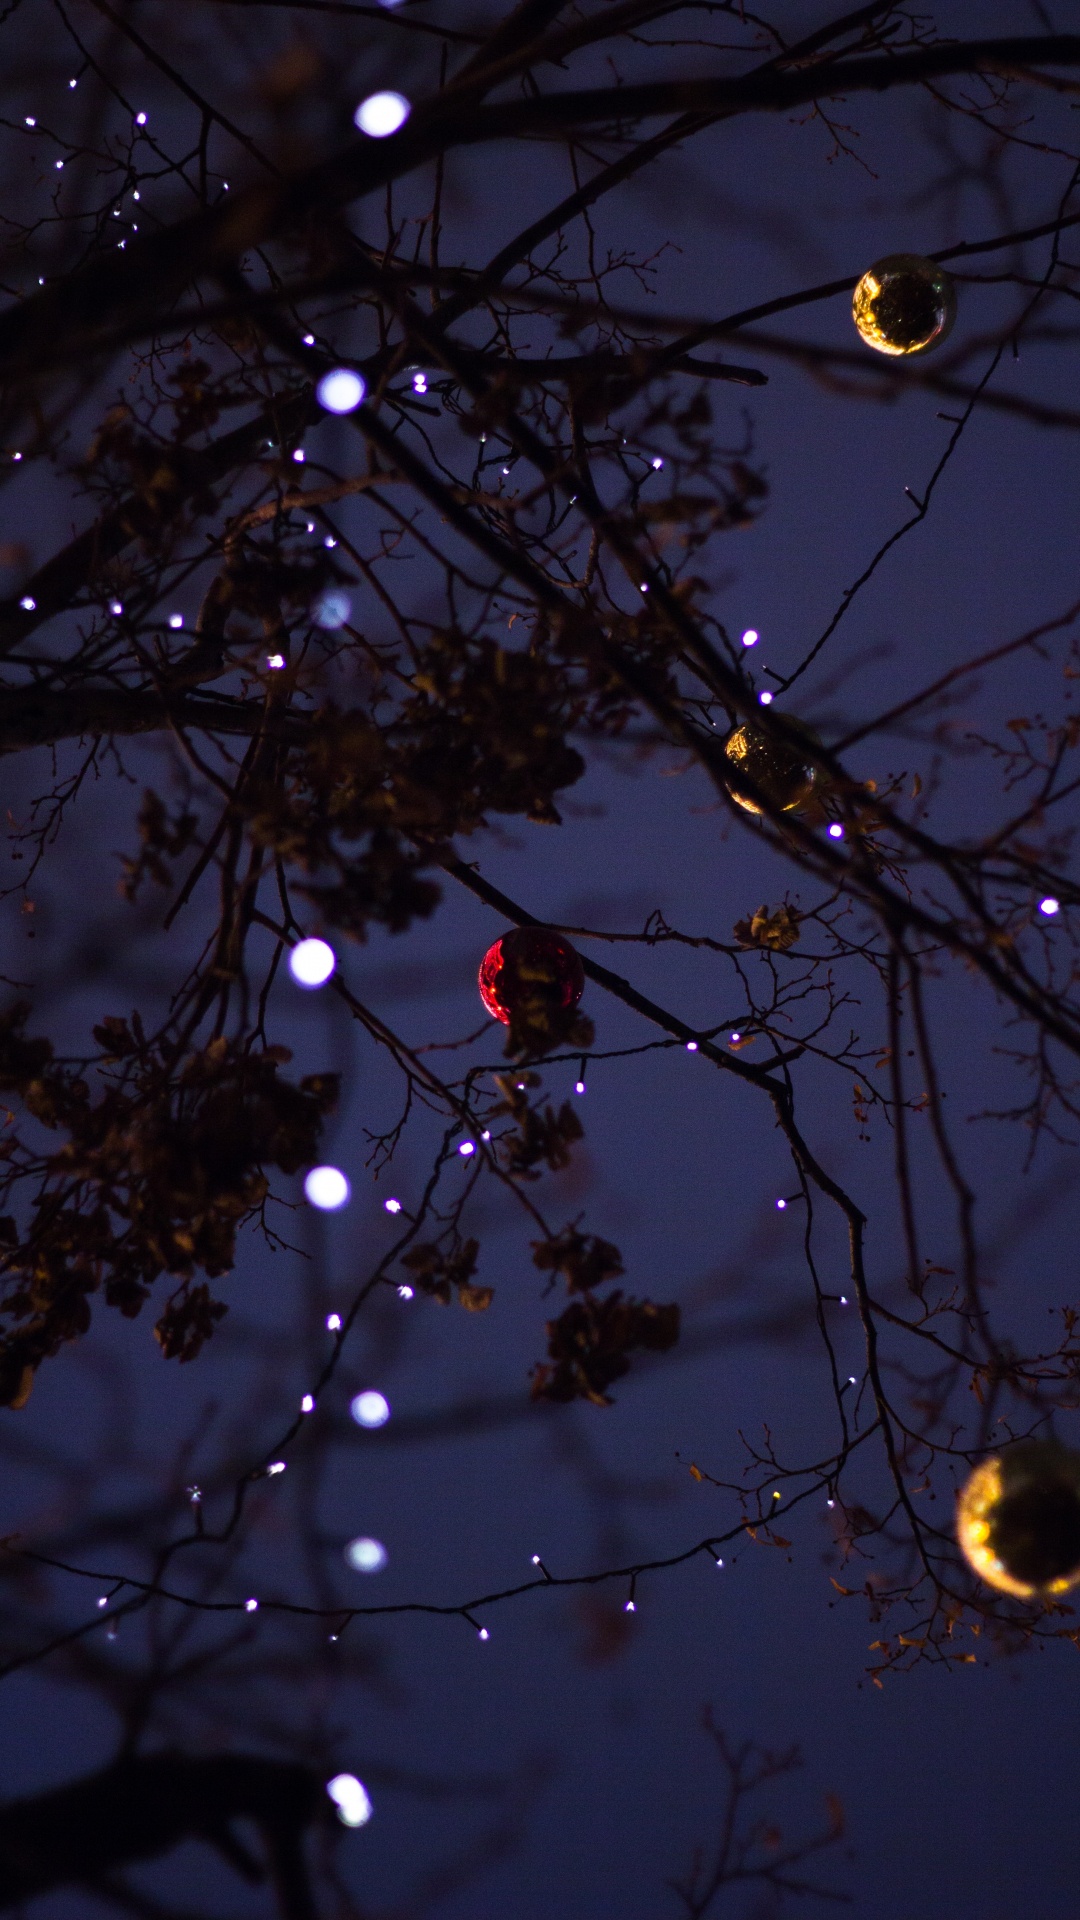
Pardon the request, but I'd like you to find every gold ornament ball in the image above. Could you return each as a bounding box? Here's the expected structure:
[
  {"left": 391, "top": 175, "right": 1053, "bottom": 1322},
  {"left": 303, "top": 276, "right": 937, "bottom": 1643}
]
[
  {"left": 724, "top": 720, "right": 818, "bottom": 817},
  {"left": 957, "top": 1441, "right": 1080, "bottom": 1598},
  {"left": 852, "top": 253, "right": 956, "bottom": 358}
]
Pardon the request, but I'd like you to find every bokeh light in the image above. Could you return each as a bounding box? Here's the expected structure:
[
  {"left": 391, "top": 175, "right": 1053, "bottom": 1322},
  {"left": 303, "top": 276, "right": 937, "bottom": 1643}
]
[
  {"left": 316, "top": 367, "right": 366, "bottom": 414},
  {"left": 345, "top": 1535, "right": 388, "bottom": 1573},
  {"left": 354, "top": 91, "right": 410, "bottom": 138},
  {"left": 304, "top": 1166, "right": 350, "bottom": 1211},
  {"left": 326, "top": 1773, "right": 373, "bottom": 1827},
  {"left": 351, "top": 1390, "right": 390, "bottom": 1428},
  {"left": 289, "top": 938, "right": 336, "bottom": 988}
]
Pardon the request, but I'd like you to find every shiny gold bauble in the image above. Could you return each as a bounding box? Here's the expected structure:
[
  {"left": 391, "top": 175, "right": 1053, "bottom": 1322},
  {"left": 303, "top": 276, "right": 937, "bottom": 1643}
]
[
  {"left": 724, "top": 719, "right": 818, "bottom": 817},
  {"left": 957, "top": 1441, "right": 1080, "bottom": 1598},
  {"left": 852, "top": 253, "right": 956, "bottom": 358}
]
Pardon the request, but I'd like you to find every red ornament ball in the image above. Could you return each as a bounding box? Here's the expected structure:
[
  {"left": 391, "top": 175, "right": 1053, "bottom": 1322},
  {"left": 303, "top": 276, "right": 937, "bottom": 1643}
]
[{"left": 478, "top": 926, "right": 585, "bottom": 1026}]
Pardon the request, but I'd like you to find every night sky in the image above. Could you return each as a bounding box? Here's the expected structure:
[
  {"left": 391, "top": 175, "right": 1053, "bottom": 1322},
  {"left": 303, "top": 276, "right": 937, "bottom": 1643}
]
[{"left": 3, "top": 5, "right": 1080, "bottom": 1916}]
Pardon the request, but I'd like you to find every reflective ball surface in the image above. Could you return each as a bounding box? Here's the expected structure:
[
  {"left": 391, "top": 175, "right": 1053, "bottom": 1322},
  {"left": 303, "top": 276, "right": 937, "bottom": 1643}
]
[
  {"left": 957, "top": 1441, "right": 1080, "bottom": 1598},
  {"left": 724, "top": 721, "right": 818, "bottom": 816},
  {"left": 852, "top": 253, "right": 956, "bottom": 357},
  {"left": 479, "top": 926, "right": 585, "bottom": 1025}
]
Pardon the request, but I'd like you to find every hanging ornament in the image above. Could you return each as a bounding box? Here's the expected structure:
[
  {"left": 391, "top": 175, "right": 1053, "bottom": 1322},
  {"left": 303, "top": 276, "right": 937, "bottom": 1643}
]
[
  {"left": 723, "top": 719, "right": 818, "bottom": 817},
  {"left": 479, "top": 926, "right": 585, "bottom": 1026},
  {"left": 852, "top": 253, "right": 956, "bottom": 357},
  {"left": 957, "top": 1441, "right": 1080, "bottom": 1598}
]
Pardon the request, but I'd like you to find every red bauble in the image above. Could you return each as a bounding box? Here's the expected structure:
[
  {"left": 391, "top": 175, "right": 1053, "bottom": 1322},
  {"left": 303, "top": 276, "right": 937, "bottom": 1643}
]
[{"left": 478, "top": 927, "right": 585, "bottom": 1026}]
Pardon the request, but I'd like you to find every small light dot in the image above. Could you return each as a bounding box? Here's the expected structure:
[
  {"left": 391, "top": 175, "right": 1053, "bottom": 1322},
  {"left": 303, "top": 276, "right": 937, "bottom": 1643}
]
[
  {"left": 19, "top": 596, "right": 35, "bottom": 612},
  {"left": 575, "top": 1080, "right": 586, "bottom": 1094},
  {"left": 458, "top": 1140, "right": 476, "bottom": 1157},
  {"left": 742, "top": 628, "right": 759, "bottom": 647},
  {"left": 302, "top": 333, "right": 315, "bottom": 346},
  {"left": 97, "top": 1596, "right": 108, "bottom": 1608},
  {"left": 828, "top": 822, "right": 844, "bottom": 839},
  {"left": 397, "top": 1284, "right": 414, "bottom": 1300},
  {"left": 413, "top": 372, "right": 428, "bottom": 394},
  {"left": 168, "top": 612, "right": 183, "bottom": 629},
  {"left": 327, "top": 1774, "right": 372, "bottom": 1828},
  {"left": 478, "top": 1627, "right": 490, "bottom": 1641},
  {"left": 289, "top": 937, "right": 336, "bottom": 989},
  {"left": 847, "top": 1375, "right": 856, "bottom": 1385},
  {"left": 266, "top": 653, "right": 286, "bottom": 670},
  {"left": 109, "top": 600, "right": 123, "bottom": 616},
  {"left": 827, "top": 1498, "right": 836, "bottom": 1509},
  {"left": 326, "top": 1312, "right": 342, "bottom": 1332},
  {"left": 351, "top": 1390, "right": 390, "bottom": 1429},
  {"left": 729, "top": 1032, "right": 741, "bottom": 1045},
  {"left": 135, "top": 111, "right": 147, "bottom": 125},
  {"left": 304, "top": 1165, "right": 350, "bottom": 1211},
  {"left": 640, "top": 582, "right": 649, "bottom": 593},
  {"left": 324, "top": 535, "right": 337, "bottom": 549},
  {"left": 840, "top": 1296, "right": 848, "bottom": 1306},
  {"left": 24, "top": 116, "right": 35, "bottom": 127},
  {"left": 55, "top": 160, "right": 63, "bottom": 170},
  {"left": 1039, "top": 896, "right": 1061, "bottom": 916},
  {"left": 652, "top": 456, "right": 663, "bottom": 469},
  {"left": 759, "top": 690, "right": 774, "bottom": 706},
  {"left": 267, "top": 1461, "right": 286, "bottom": 1476},
  {"left": 384, "top": 1198, "right": 402, "bottom": 1214},
  {"left": 316, "top": 367, "right": 365, "bottom": 415},
  {"left": 244, "top": 1597, "right": 259, "bottom": 1612},
  {"left": 776, "top": 1198, "right": 787, "bottom": 1210},
  {"left": 715, "top": 1557, "right": 724, "bottom": 1568},
  {"left": 292, "top": 448, "right": 305, "bottom": 463},
  {"left": 301, "top": 1394, "right": 315, "bottom": 1414},
  {"left": 69, "top": 77, "right": 77, "bottom": 88},
  {"left": 345, "top": 1535, "right": 388, "bottom": 1573},
  {"left": 685, "top": 1040, "right": 698, "bottom": 1053},
  {"left": 354, "top": 91, "right": 411, "bottom": 138},
  {"left": 624, "top": 1600, "right": 636, "bottom": 1612},
  {"left": 531, "top": 1554, "right": 541, "bottom": 1565},
  {"left": 12, "top": 452, "right": 22, "bottom": 461}
]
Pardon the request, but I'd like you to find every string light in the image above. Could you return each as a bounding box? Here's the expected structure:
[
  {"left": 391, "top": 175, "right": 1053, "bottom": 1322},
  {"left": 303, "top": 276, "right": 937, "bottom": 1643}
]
[
  {"left": 97, "top": 1596, "right": 108, "bottom": 1608},
  {"left": 776, "top": 1198, "right": 787, "bottom": 1211},
  {"left": 289, "top": 937, "right": 336, "bottom": 988},
  {"left": 267, "top": 1461, "right": 287, "bottom": 1476},
  {"left": 758, "top": 690, "right": 774, "bottom": 706},
  {"left": 19, "top": 596, "right": 35, "bottom": 611},
  {"left": 478, "top": 1626, "right": 490, "bottom": 1641},
  {"left": 304, "top": 1166, "right": 350, "bottom": 1211},
  {"left": 575, "top": 1079, "right": 586, "bottom": 1094},
  {"left": 302, "top": 333, "right": 315, "bottom": 346},
  {"left": 397, "top": 1284, "right": 414, "bottom": 1299},
  {"left": 313, "top": 589, "right": 351, "bottom": 631},
  {"left": 301, "top": 1394, "right": 315, "bottom": 1414},
  {"left": 168, "top": 612, "right": 183, "bottom": 629},
  {"left": 326, "top": 1312, "right": 342, "bottom": 1332},
  {"left": 412, "top": 372, "right": 428, "bottom": 394},
  {"left": 1039, "top": 896, "right": 1061, "bottom": 916},
  {"left": 685, "top": 1040, "right": 698, "bottom": 1052},
  {"left": 741, "top": 628, "right": 759, "bottom": 647},
  {"left": 458, "top": 1140, "right": 476, "bottom": 1157},
  {"left": 316, "top": 368, "right": 365, "bottom": 414},
  {"left": 828, "top": 822, "right": 844, "bottom": 839},
  {"left": 244, "top": 1598, "right": 259, "bottom": 1613},
  {"left": 384, "top": 1198, "right": 402, "bottom": 1214},
  {"left": 351, "top": 1390, "right": 390, "bottom": 1429},
  {"left": 266, "top": 653, "right": 286, "bottom": 670},
  {"left": 354, "top": 91, "right": 411, "bottom": 138},
  {"left": 327, "top": 1774, "right": 373, "bottom": 1827},
  {"left": 345, "top": 1536, "right": 388, "bottom": 1573},
  {"left": 109, "top": 600, "right": 123, "bottom": 616},
  {"left": 292, "top": 448, "right": 305, "bottom": 463}
]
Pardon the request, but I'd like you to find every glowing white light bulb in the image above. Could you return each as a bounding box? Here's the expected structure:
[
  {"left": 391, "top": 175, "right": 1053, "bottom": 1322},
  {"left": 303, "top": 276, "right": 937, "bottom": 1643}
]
[
  {"left": 244, "top": 1597, "right": 259, "bottom": 1612},
  {"left": 685, "top": 1040, "right": 698, "bottom": 1052},
  {"left": 397, "top": 1284, "right": 414, "bottom": 1300},
  {"left": 327, "top": 1773, "right": 373, "bottom": 1827},
  {"left": 759, "top": 690, "right": 774, "bottom": 706},
  {"left": 776, "top": 1198, "right": 787, "bottom": 1211},
  {"left": 839, "top": 1295, "right": 848, "bottom": 1306},
  {"left": 828, "top": 823, "right": 844, "bottom": 839},
  {"left": 168, "top": 612, "right": 183, "bottom": 629},
  {"left": 478, "top": 1627, "right": 490, "bottom": 1641},
  {"left": 1039, "top": 896, "right": 1061, "bottom": 916},
  {"left": 412, "top": 372, "right": 427, "bottom": 393},
  {"left": 135, "top": 111, "right": 147, "bottom": 125},
  {"left": 316, "top": 367, "right": 366, "bottom": 415},
  {"left": 741, "top": 628, "right": 759, "bottom": 647},
  {"left": 575, "top": 1080, "right": 586, "bottom": 1095},
  {"left": 266, "top": 653, "right": 286, "bottom": 670},
  {"left": 345, "top": 1535, "right": 388, "bottom": 1573},
  {"left": 354, "top": 92, "right": 411, "bottom": 138},
  {"left": 267, "top": 1461, "right": 286, "bottom": 1476},
  {"left": 109, "top": 600, "right": 123, "bottom": 616},
  {"left": 652, "top": 456, "right": 663, "bottom": 470},
  {"left": 289, "top": 937, "right": 336, "bottom": 988},
  {"left": 302, "top": 333, "right": 315, "bottom": 346},
  {"left": 19, "top": 596, "right": 35, "bottom": 611},
  {"left": 97, "top": 1596, "right": 108, "bottom": 1608},
  {"left": 304, "top": 1166, "right": 350, "bottom": 1211},
  {"left": 292, "top": 448, "right": 305, "bottom": 463},
  {"left": 847, "top": 1375, "right": 856, "bottom": 1385},
  {"left": 24, "top": 117, "right": 35, "bottom": 127},
  {"left": 458, "top": 1140, "right": 476, "bottom": 1157},
  {"left": 301, "top": 1394, "right": 315, "bottom": 1414},
  {"left": 729, "top": 1032, "right": 741, "bottom": 1045},
  {"left": 715, "top": 1557, "right": 724, "bottom": 1568},
  {"left": 531, "top": 1554, "right": 541, "bottom": 1565},
  {"left": 313, "top": 588, "right": 351, "bottom": 631},
  {"left": 326, "top": 1312, "right": 342, "bottom": 1332},
  {"left": 351, "top": 1390, "right": 390, "bottom": 1429},
  {"left": 624, "top": 1599, "right": 636, "bottom": 1613},
  {"left": 384, "top": 1198, "right": 402, "bottom": 1214}
]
